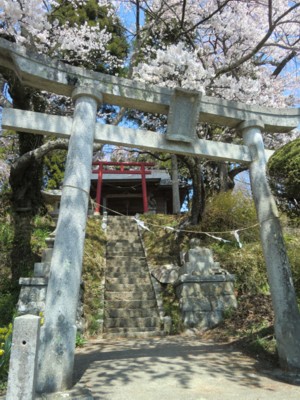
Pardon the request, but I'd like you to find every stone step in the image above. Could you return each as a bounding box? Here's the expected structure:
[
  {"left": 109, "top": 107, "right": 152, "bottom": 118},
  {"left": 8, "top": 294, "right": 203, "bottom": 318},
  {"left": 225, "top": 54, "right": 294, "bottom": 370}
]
[
  {"left": 107, "top": 231, "right": 138, "bottom": 237},
  {"left": 105, "top": 268, "right": 149, "bottom": 277},
  {"left": 105, "top": 268, "right": 148, "bottom": 275},
  {"left": 106, "top": 255, "right": 146, "bottom": 261},
  {"left": 106, "top": 257, "right": 147, "bottom": 265},
  {"left": 105, "top": 276, "right": 150, "bottom": 285},
  {"left": 106, "top": 250, "right": 145, "bottom": 257},
  {"left": 105, "top": 299, "right": 157, "bottom": 309},
  {"left": 105, "top": 270, "right": 149, "bottom": 279},
  {"left": 105, "top": 283, "right": 152, "bottom": 292},
  {"left": 103, "top": 330, "right": 165, "bottom": 339},
  {"left": 104, "top": 325, "right": 161, "bottom": 334},
  {"left": 106, "top": 241, "right": 142, "bottom": 247},
  {"left": 108, "top": 216, "right": 136, "bottom": 222},
  {"left": 105, "top": 291, "right": 155, "bottom": 301},
  {"left": 105, "top": 308, "right": 158, "bottom": 318},
  {"left": 106, "top": 245, "right": 144, "bottom": 253},
  {"left": 108, "top": 222, "right": 137, "bottom": 230},
  {"left": 104, "top": 316, "right": 161, "bottom": 329},
  {"left": 107, "top": 232, "right": 137, "bottom": 238},
  {"left": 106, "top": 263, "right": 148, "bottom": 271}
]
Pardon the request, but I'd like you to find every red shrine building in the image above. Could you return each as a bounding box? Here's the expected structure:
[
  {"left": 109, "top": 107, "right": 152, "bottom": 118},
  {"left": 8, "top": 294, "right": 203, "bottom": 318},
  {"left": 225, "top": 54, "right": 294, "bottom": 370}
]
[{"left": 90, "top": 161, "right": 188, "bottom": 215}]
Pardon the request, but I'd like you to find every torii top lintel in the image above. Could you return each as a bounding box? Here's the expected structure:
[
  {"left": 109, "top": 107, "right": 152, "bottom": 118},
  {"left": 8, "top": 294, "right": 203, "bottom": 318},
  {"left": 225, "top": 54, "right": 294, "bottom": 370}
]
[{"left": 0, "top": 37, "right": 299, "bottom": 134}]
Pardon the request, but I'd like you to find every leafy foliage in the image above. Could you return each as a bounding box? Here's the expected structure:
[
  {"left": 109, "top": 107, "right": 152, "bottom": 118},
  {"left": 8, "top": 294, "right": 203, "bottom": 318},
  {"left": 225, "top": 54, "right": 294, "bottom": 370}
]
[
  {"left": 49, "top": 0, "right": 128, "bottom": 73},
  {"left": 268, "top": 138, "right": 300, "bottom": 217},
  {"left": 43, "top": 150, "right": 67, "bottom": 189}
]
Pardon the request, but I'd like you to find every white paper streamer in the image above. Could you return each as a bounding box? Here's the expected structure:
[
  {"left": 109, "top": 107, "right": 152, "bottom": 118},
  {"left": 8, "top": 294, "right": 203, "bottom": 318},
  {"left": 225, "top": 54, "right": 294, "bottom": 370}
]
[
  {"left": 232, "top": 230, "right": 243, "bottom": 248},
  {"left": 205, "top": 232, "right": 231, "bottom": 243},
  {"left": 133, "top": 217, "right": 151, "bottom": 231},
  {"left": 165, "top": 226, "right": 176, "bottom": 231}
]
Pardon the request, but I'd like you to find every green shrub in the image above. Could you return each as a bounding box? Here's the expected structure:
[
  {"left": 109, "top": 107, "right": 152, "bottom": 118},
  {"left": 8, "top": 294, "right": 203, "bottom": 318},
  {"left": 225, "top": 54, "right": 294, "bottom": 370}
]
[
  {"left": 75, "top": 333, "right": 87, "bottom": 348},
  {"left": 285, "top": 233, "right": 300, "bottom": 296},
  {"left": 201, "top": 190, "right": 259, "bottom": 243},
  {"left": 268, "top": 138, "right": 300, "bottom": 216}
]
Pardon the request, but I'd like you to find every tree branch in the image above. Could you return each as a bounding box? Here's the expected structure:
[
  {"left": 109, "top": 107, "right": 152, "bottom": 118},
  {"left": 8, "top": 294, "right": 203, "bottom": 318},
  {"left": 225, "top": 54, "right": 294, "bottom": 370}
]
[
  {"left": 126, "top": 148, "right": 171, "bottom": 162},
  {"left": 10, "top": 138, "right": 103, "bottom": 174},
  {"left": 228, "top": 165, "right": 248, "bottom": 181},
  {"left": 272, "top": 50, "right": 297, "bottom": 77},
  {"left": 215, "top": 2, "right": 300, "bottom": 77}
]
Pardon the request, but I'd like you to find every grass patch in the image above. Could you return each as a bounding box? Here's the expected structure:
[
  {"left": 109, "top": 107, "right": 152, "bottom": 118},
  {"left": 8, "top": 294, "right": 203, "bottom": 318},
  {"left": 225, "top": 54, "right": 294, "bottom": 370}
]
[{"left": 82, "top": 218, "right": 107, "bottom": 336}]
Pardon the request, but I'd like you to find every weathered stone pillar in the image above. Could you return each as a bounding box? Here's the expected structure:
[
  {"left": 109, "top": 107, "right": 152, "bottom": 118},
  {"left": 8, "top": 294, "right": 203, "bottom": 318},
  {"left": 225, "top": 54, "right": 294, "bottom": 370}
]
[
  {"left": 7, "top": 315, "right": 41, "bottom": 400},
  {"left": 36, "top": 87, "right": 102, "bottom": 393},
  {"left": 240, "top": 119, "right": 300, "bottom": 370}
]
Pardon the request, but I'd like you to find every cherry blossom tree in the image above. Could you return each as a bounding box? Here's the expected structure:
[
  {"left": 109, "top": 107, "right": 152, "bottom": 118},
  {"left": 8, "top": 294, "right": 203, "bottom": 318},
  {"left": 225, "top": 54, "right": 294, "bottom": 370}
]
[
  {"left": 0, "top": 0, "right": 128, "bottom": 282},
  {"left": 113, "top": 0, "right": 300, "bottom": 222}
]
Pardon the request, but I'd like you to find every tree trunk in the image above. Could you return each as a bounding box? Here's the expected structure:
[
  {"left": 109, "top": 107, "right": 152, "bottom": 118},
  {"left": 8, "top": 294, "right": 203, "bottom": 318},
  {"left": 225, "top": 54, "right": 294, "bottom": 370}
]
[
  {"left": 184, "top": 156, "right": 205, "bottom": 225},
  {"left": 171, "top": 154, "right": 181, "bottom": 214},
  {"left": 218, "top": 162, "right": 230, "bottom": 192},
  {"left": 9, "top": 79, "right": 45, "bottom": 214},
  {"left": 7, "top": 77, "right": 46, "bottom": 283}
]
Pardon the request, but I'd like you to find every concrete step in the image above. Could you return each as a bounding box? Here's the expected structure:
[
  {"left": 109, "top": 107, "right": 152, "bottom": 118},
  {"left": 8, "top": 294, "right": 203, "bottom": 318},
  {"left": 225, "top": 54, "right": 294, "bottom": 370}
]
[
  {"left": 105, "top": 299, "right": 157, "bottom": 309},
  {"left": 105, "top": 291, "right": 155, "bottom": 301},
  {"left": 105, "top": 308, "right": 158, "bottom": 318},
  {"left": 104, "top": 316, "right": 161, "bottom": 329},
  {"left": 105, "top": 283, "right": 152, "bottom": 292}
]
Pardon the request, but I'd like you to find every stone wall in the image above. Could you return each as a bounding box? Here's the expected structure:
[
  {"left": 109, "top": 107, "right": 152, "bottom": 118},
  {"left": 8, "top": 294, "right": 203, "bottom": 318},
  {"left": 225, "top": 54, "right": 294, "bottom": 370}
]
[{"left": 17, "top": 235, "right": 85, "bottom": 332}]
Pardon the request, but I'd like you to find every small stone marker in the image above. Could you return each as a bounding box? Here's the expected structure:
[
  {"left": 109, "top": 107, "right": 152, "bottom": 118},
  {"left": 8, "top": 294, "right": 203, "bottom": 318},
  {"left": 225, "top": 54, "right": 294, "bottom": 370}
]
[{"left": 6, "top": 315, "right": 41, "bottom": 400}]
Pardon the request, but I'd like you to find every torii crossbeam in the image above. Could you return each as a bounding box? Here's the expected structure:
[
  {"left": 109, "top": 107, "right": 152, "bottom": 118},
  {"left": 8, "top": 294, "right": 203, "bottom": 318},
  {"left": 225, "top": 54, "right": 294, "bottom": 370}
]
[{"left": 1, "top": 37, "right": 300, "bottom": 396}]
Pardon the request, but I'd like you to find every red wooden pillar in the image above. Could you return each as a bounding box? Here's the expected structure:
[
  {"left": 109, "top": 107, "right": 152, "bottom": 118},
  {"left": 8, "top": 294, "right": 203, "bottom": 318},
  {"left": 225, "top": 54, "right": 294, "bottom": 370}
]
[
  {"left": 95, "top": 163, "right": 103, "bottom": 214},
  {"left": 141, "top": 164, "right": 148, "bottom": 213}
]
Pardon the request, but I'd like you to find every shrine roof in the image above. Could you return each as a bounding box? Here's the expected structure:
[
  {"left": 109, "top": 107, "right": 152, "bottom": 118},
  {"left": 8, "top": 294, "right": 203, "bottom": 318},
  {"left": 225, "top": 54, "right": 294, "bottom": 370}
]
[{"left": 90, "top": 169, "right": 171, "bottom": 182}]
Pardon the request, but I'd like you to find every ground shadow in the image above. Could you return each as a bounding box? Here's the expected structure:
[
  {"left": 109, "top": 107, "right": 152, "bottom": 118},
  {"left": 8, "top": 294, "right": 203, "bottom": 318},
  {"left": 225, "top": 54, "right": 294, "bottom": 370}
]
[{"left": 73, "top": 336, "right": 300, "bottom": 399}]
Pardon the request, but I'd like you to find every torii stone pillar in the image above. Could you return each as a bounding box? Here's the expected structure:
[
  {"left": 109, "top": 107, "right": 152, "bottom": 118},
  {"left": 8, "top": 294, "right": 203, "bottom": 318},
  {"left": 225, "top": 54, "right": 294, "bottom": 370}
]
[
  {"left": 36, "top": 87, "right": 103, "bottom": 393},
  {"left": 240, "top": 119, "right": 300, "bottom": 370}
]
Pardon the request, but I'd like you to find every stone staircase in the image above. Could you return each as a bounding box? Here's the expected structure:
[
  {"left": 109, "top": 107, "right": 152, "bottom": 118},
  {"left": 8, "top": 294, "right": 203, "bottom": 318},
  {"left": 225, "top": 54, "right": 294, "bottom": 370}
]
[{"left": 103, "top": 216, "right": 163, "bottom": 338}]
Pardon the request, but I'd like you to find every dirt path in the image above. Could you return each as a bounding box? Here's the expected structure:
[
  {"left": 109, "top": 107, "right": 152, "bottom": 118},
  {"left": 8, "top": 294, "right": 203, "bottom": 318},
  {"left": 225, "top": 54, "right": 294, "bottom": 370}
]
[{"left": 73, "top": 335, "right": 300, "bottom": 400}]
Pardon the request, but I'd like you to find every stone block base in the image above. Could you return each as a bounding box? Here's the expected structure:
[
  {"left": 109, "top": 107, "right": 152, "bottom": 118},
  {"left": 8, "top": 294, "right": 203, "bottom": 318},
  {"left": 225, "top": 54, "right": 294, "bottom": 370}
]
[{"left": 175, "top": 274, "right": 237, "bottom": 331}]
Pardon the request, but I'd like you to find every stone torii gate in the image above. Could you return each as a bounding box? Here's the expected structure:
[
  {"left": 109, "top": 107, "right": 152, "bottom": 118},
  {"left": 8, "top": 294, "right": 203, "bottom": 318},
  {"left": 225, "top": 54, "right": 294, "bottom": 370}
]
[{"left": 1, "top": 37, "right": 300, "bottom": 395}]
